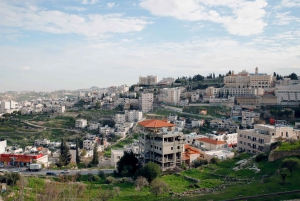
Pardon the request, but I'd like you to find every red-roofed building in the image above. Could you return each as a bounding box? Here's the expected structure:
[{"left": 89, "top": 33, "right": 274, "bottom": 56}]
[
  {"left": 194, "top": 138, "right": 227, "bottom": 151},
  {"left": 182, "top": 144, "right": 204, "bottom": 166}
]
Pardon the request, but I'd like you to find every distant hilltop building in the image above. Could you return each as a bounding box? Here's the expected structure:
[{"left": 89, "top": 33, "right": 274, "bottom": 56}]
[
  {"left": 224, "top": 67, "right": 273, "bottom": 89},
  {"left": 139, "top": 75, "right": 158, "bottom": 85}
]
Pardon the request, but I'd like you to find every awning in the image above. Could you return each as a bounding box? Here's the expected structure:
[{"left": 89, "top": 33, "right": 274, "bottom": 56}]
[
  {"left": 0, "top": 158, "right": 11, "bottom": 162},
  {"left": 15, "top": 159, "right": 30, "bottom": 163}
]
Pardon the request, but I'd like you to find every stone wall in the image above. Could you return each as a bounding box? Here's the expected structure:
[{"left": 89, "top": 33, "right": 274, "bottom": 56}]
[{"left": 268, "top": 150, "right": 300, "bottom": 161}]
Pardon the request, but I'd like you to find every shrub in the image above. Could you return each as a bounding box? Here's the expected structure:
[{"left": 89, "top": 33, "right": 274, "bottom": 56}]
[
  {"left": 92, "top": 175, "right": 101, "bottom": 181},
  {"left": 106, "top": 176, "right": 115, "bottom": 184},
  {"left": 210, "top": 157, "right": 220, "bottom": 164},
  {"left": 134, "top": 176, "right": 149, "bottom": 191},
  {"left": 193, "top": 159, "right": 208, "bottom": 168},
  {"left": 98, "top": 170, "right": 105, "bottom": 177},
  {"left": 150, "top": 178, "right": 169, "bottom": 197},
  {"left": 255, "top": 153, "right": 268, "bottom": 162},
  {"left": 113, "top": 186, "right": 121, "bottom": 197}
]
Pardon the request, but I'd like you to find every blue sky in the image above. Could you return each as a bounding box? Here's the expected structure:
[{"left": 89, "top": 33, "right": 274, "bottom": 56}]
[{"left": 0, "top": 0, "right": 300, "bottom": 91}]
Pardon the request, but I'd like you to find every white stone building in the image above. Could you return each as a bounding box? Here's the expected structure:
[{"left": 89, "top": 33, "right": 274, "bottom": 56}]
[
  {"left": 125, "top": 110, "right": 143, "bottom": 122},
  {"left": 139, "top": 75, "right": 158, "bottom": 85},
  {"left": 141, "top": 93, "right": 153, "bottom": 113},
  {"left": 166, "top": 88, "right": 181, "bottom": 105},
  {"left": 75, "top": 119, "right": 88, "bottom": 129},
  {"left": 237, "top": 124, "right": 296, "bottom": 154},
  {"left": 115, "top": 114, "right": 126, "bottom": 124}
]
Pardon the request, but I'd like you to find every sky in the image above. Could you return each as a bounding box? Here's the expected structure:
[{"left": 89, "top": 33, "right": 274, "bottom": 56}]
[{"left": 0, "top": 0, "right": 300, "bottom": 92}]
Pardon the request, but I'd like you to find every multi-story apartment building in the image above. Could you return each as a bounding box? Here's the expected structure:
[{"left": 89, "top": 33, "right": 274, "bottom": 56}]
[
  {"left": 125, "top": 110, "right": 143, "bottom": 122},
  {"left": 167, "top": 114, "right": 178, "bottom": 123},
  {"left": 138, "top": 119, "right": 184, "bottom": 171},
  {"left": 275, "top": 78, "right": 300, "bottom": 86},
  {"left": 275, "top": 84, "right": 300, "bottom": 105},
  {"left": 191, "top": 119, "right": 204, "bottom": 128},
  {"left": 1, "top": 101, "right": 12, "bottom": 113},
  {"left": 166, "top": 88, "right": 181, "bottom": 105},
  {"left": 83, "top": 139, "right": 95, "bottom": 150},
  {"left": 75, "top": 119, "right": 87, "bottom": 129},
  {"left": 158, "top": 77, "right": 174, "bottom": 85},
  {"left": 139, "top": 75, "right": 158, "bottom": 85},
  {"left": 237, "top": 124, "right": 295, "bottom": 154},
  {"left": 88, "top": 123, "right": 100, "bottom": 130},
  {"left": 115, "top": 114, "right": 126, "bottom": 124},
  {"left": 141, "top": 93, "right": 153, "bottom": 113}
]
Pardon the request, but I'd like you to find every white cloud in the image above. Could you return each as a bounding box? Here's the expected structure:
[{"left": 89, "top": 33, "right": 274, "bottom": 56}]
[
  {"left": 64, "top": 6, "right": 86, "bottom": 12},
  {"left": 0, "top": 2, "right": 150, "bottom": 38},
  {"left": 90, "top": 0, "right": 99, "bottom": 4},
  {"left": 275, "top": 12, "right": 300, "bottom": 25},
  {"left": 140, "top": 0, "right": 268, "bottom": 36},
  {"left": 280, "top": 0, "right": 300, "bottom": 7},
  {"left": 107, "top": 2, "right": 115, "bottom": 8},
  {"left": 22, "top": 66, "right": 30, "bottom": 70},
  {"left": 82, "top": 0, "right": 98, "bottom": 4},
  {"left": 1, "top": 35, "right": 300, "bottom": 91}
]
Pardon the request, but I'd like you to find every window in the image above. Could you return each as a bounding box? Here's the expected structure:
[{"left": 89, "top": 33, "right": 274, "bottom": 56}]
[
  {"left": 171, "top": 147, "right": 173, "bottom": 150},
  {"left": 286, "top": 132, "right": 288, "bottom": 137}
]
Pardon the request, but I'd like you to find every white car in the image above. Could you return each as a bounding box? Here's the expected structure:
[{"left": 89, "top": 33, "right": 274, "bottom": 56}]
[
  {"left": 13, "top": 169, "right": 22, "bottom": 174},
  {"left": 61, "top": 169, "right": 70, "bottom": 174},
  {"left": 0, "top": 169, "right": 8, "bottom": 173}
]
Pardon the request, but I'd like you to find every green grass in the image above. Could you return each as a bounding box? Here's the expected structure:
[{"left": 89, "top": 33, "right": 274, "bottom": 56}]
[
  {"left": 198, "top": 179, "right": 223, "bottom": 188},
  {"left": 183, "top": 106, "right": 231, "bottom": 118},
  {"left": 277, "top": 141, "right": 300, "bottom": 151},
  {"left": 4, "top": 154, "right": 300, "bottom": 201},
  {"left": 162, "top": 175, "right": 195, "bottom": 193}
]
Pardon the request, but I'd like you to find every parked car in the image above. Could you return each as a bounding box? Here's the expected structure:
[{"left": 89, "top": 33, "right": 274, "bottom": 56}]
[
  {"left": 0, "top": 169, "right": 8, "bottom": 173},
  {"left": 46, "top": 172, "right": 57, "bottom": 176},
  {"left": 13, "top": 169, "right": 22, "bottom": 174},
  {"left": 61, "top": 169, "right": 70, "bottom": 174}
]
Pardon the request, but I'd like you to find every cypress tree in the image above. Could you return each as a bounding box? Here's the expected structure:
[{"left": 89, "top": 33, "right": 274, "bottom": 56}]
[
  {"left": 76, "top": 138, "right": 81, "bottom": 165},
  {"left": 57, "top": 138, "right": 71, "bottom": 168},
  {"left": 90, "top": 143, "right": 99, "bottom": 165}
]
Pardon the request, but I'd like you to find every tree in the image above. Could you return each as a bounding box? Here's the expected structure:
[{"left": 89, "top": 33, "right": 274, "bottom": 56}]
[
  {"left": 279, "top": 168, "right": 289, "bottom": 185},
  {"left": 117, "top": 151, "right": 139, "bottom": 176},
  {"left": 80, "top": 149, "right": 87, "bottom": 157},
  {"left": 193, "top": 159, "right": 208, "bottom": 168},
  {"left": 134, "top": 176, "right": 149, "bottom": 191},
  {"left": 76, "top": 139, "right": 81, "bottom": 165},
  {"left": 273, "top": 72, "right": 276, "bottom": 76},
  {"left": 57, "top": 138, "right": 71, "bottom": 168},
  {"left": 90, "top": 144, "right": 99, "bottom": 165},
  {"left": 137, "top": 162, "right": 161, "bottom": 182},
  {"left": 210, "top": 157, "right": 220, "bottom": 164},
  {"left": 150, "top": 178, "right": 169, "bottom": 197},
  {"left": 95, "top": 101, "right": 101, "bottom": 109},
  {"left": 281, "top": 158, "right": 300, "bottom": 176},
  {"left": 289, "top": 72, "right": 298, "bottom": 80}
]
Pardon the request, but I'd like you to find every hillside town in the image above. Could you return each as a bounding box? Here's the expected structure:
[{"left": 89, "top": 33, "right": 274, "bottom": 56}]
[{"left": 0, "top": 69, "right": 300, "bottom": 200}]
